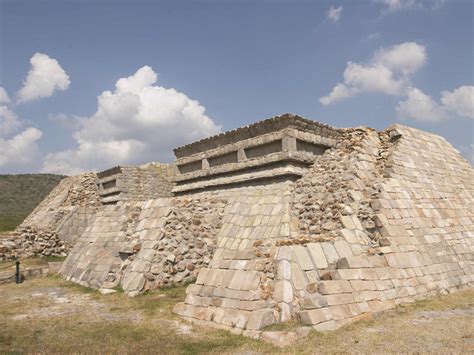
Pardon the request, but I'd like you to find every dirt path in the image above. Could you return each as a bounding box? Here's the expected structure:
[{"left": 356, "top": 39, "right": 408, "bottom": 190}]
[{"left": 0, "top": 276, "right": 473, "bottom": 354}]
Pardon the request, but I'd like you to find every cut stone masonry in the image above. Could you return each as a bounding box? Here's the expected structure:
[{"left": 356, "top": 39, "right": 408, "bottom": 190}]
[{"left": 4, "top": 113, "right": 473, "bottom": 339}]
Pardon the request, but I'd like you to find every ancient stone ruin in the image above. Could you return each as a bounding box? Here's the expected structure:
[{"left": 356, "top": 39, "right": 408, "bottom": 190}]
[{"left": 2, "top": 113, "right": 473, "bottom": 336}]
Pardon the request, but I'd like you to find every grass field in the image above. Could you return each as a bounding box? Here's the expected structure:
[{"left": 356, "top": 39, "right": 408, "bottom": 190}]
[{"left": 0, "top": 275, "right": 472, "bottom": 354}]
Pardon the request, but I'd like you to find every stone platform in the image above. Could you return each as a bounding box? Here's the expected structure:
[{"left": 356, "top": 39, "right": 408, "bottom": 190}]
[{"left": 5, "top": 113, "right": 472, "bottom": 337}]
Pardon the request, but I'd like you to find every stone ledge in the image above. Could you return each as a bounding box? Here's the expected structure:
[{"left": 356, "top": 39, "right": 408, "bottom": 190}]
[
  {"left": 173, "top": 113, "right": 339, "bottom": 158},
  {"left": 172, "top": 164, "right": 308, "bottom": 193},
  {"left": 173, "top": 151, "right": 319, "bottom": 183}
]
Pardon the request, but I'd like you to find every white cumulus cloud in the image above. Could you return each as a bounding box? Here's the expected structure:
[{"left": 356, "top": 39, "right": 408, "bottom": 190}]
[
  {"left": 0, "top": 106, "right": 21, "bottom": 137},
  {"left": 17, "top": 53, "right": 70, "bottom": 104},
  {"left": 327, "top": 5, "right": 343, "bottom": 23},
  {"left": 396, "top": 85, "right": 474, "bottom": 122},
  {"left": 42, "top": 65, "right": 221, "bottom": 175},
  {"left": 320, "top": 42, "right": 426, "bottom": 105},
  {"left": 441, "top": 86, "right": 474, "bottom": 119},
  {"left": 0, "top": 127, "right": 42, "bottom": 170},
  {"left": 0, "top": 87, "right": 11, "bottom": 104},
  {"left": 396, "top": 87, "right": 445, "bottom": 121}
]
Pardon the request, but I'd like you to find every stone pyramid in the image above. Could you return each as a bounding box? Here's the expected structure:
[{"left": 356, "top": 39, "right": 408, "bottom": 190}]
[{"left": 6, "top": 114, "right": 472, "bottom": 336}]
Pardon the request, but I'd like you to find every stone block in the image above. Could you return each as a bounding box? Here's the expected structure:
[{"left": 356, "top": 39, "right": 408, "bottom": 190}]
[
  {"left": 352, "top": 290, "right": 377, "bottom": 302},
  {"left": 291, "top": 262, "right": 307, "bottom": 290},
  {"left": 276, "top": 260, "right": 291, "bottom": 280},
  {"left": 321, "top": 243, "right": 339, "bottom": 264},
  {"left": 195, "top": 268, "right": 209, "bottom": 285},
  {"left": 340, "top": 216, "right": 356, "bottom": 229},
  {"left": 228, "top": 270, "right": 247, "bottom": 290},
  {"left": 298, "top": 295, "right": 328, "bottom": 309},
  {"left": 329, "top": 303, "right": 361, "bottom": 320},
  {"left": 336, "top": 256, "right": 371, "bottom": 269},
  {"left": 334, "top": 240, "right": 353, "bottom": 258},
  {"left": 246, "top": 309, "right": 277, "bottom": 330},
  {"left": 340, "top": 229, "right": 359, "bottom": 244},
  {"left": 306, "top": 243, "right": 328, "bottom": 269},
  {"left": 274, "top": 280, "right": 293, "bottom": 303},
  {"left": 350, "top": 280, "right": 376, "bottom": 291},
  {"left": 318, "top": 280, "right": 353, "bottom": 294},
  {"left": 298, "top": 308, "right": 332, "bottom": 325},
  {"left": 292, "top": 245, "right": 315, "bottom": 271},
  {"left": 325, "top": 293, "right": 355, "bottom": 305}
]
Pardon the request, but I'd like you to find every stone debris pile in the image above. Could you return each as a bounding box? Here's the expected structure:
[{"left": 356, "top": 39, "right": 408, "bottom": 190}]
[{"left": 0, "top": 227, "right": 69, "bottom": 261}]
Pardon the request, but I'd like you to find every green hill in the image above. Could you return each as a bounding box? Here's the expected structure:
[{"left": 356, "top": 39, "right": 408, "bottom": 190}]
[{"left": 0, "top": 174, "right": 66, "bottom": 232}]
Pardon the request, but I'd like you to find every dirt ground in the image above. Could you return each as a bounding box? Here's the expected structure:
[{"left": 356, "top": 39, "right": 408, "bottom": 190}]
[{"left": 0, "top": 275, "right": 473, "bottom": 354}]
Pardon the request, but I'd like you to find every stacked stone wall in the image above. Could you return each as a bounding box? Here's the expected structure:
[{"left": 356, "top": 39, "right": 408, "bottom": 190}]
[
  {"left": 174, "top": 180, "right": 299, "bottom": 331},
  {"left": 174, "top": 124, "right": 473, "bottom": 336},
  {"left": 119, "top": 163, "right": 175, "bottom": 200},
  {"left": 13, "top": 114, "right": 471, "bottom": 338},
  {"left": 274, "top": 125, "right": 474, "bottom": 331},
  {"left": 60, "top": 195, "right": 226, "bottom": 295}
]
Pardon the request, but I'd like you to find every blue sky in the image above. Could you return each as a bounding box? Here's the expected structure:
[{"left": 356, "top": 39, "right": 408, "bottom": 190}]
[{"left": 0, "top": 0, "right": 472, "bottom": 174}]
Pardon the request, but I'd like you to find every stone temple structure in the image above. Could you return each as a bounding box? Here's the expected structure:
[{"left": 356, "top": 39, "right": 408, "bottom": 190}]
[{"left": 2, "top": 113, "right": 473, "bottom": 337}]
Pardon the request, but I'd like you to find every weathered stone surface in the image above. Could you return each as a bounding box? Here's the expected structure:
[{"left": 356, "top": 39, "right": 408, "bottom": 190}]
[{"left": 8, "top": 114, "right": 472, "bottom": 338}]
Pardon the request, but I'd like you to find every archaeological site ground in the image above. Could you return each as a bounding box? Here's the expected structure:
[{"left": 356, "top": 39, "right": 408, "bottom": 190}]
[{"left": 1, "top": 113, "right": 473, "bottom": 349}]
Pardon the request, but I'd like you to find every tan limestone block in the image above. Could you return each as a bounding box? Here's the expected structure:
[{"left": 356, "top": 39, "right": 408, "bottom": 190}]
[
  {"left": 352, "top": 290, "right": 378, "bottom": 302},
  {"left": 246, "top": 309, "right": 277, "bottom": 330},
  {"left": 321, "top": 242, "right": 339, "bottom": 264},
  {"left": 228, "top": 270, "right": 249, "bottom": 290},
  {"left": 325, "top": 293, "right": 355, "bottom": 306},
  {"left": 291, "top": 262, "right": 308, "bottom": 291},
  {"left": 292, "top": 245, "right": 315, "bottom": 271},
  {"left": 277, "top": 246, "right": 292, "bottom": 261},
  {"left": 194, "top": 268, "right": 211, "bottom": 286},
  {"left": 340, "top": 216, "right": 356, "bottom": 229},
  {"left": 306, "top": 243, "right": 328, "bottom": 269},
  {"left": 336, "top": 256, "right": 371, "bottom": 269},
  {"left": 274, "top": 279, "right": 293, "bottom": 303},
  {"left": 350, "top": 280, "right": 377, "bottom": 291},
  {"left": 334, "top": 240, "right": 353, "bottom": 258},
  {"left": 318, "top": 280, "right": 353, "bottom": 294},
  {"left": 340, "top": 229, "right": 359, "bottom": 244},
  {"left": 276, "top": 260, "right": 291, "bottom": 280},
  {"left": 279, "top": 302, "right": 292, "bottom": 322},
  {"left": 298, "top": 307, "right": 333, "bottom": 325},
  {"left": 329, "top": 303, "right": 361, "bottom": 320}
]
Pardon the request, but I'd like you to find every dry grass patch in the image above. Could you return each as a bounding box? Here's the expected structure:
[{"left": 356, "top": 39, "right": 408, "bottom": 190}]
[{"left": 0, "top": 276, "right": 473, "bottom": 354}]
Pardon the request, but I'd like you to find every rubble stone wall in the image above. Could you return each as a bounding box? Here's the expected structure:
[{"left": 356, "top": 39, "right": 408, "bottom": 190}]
[
  {"left": 277, "top": 125, "right": 474, "bottom": 332},
  {"left": 173, "top": 124, "right": 473, "bottom": 336},
  {"left": 6, "top": 113, "right": 471, "bottom": 338},
  {"left": 60, "top": 194, "right": 226, "bottom": 295}
]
